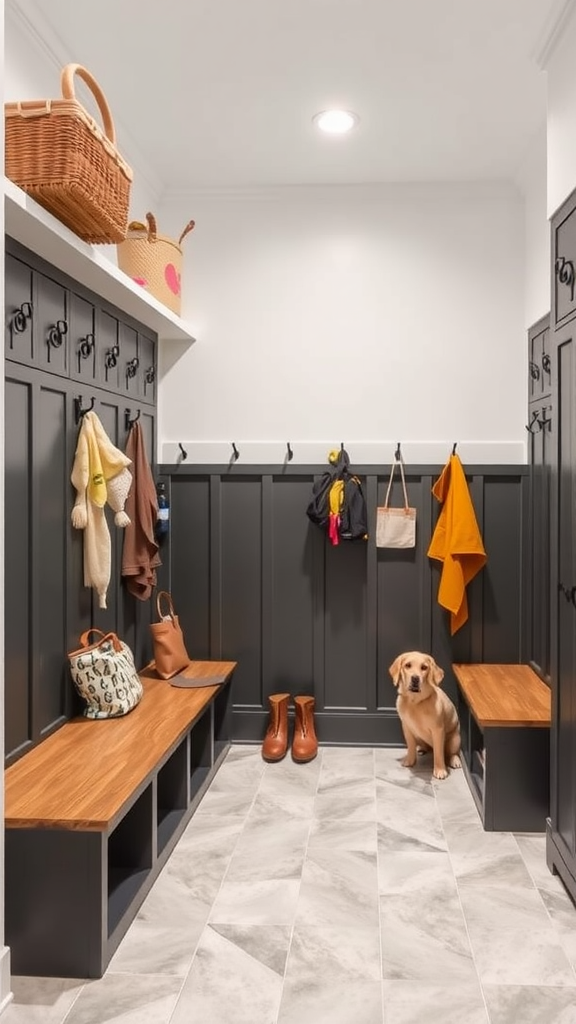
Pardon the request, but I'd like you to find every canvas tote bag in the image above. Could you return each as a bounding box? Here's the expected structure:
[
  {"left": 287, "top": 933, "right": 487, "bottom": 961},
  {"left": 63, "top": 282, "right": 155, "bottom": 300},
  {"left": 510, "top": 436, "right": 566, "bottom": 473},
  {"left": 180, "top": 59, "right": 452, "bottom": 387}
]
[
  {"left": 68, "top": 629, "right": 143, "bottom": 719},
  {"left": 376, "top": 458, "right": 417, "bottom": 548}
]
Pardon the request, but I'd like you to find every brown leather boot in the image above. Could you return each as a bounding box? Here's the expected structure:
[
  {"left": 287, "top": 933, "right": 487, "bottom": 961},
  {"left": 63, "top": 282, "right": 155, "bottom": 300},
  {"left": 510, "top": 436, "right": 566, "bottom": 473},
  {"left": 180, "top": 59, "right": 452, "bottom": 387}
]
[
  {"left": 292, "top": 695, "right": 318, "bottom": 762},
  {"left": 262, "top": 693, "right": 291, "bottom": 762}
]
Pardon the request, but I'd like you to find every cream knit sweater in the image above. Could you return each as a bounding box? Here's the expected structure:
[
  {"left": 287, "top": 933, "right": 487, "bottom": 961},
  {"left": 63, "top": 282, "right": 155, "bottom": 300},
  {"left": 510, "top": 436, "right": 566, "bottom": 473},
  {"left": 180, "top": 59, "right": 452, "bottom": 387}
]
[{"left": 70, "top": 411, "right": 132, "bottom": 609}]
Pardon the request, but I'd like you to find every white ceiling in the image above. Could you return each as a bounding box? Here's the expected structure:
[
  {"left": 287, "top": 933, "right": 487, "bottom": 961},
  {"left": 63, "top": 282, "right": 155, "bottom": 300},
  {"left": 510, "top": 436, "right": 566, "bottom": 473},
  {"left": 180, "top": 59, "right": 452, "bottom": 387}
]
[{"left": 6, "top": 0, "right": 564, "bottom": 195}]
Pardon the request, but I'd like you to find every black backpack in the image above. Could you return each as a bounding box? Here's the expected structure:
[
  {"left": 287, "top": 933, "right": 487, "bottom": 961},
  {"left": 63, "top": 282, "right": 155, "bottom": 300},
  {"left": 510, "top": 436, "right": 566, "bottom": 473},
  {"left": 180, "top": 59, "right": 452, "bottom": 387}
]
[{"left": 306, "top": 448, "right": 367, "bottom": 543}]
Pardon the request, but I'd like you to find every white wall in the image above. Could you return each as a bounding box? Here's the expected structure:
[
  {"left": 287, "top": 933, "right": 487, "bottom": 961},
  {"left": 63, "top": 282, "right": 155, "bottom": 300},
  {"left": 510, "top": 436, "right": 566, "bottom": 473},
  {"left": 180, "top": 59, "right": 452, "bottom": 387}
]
[
  {"left": 3, "top": 0, "right": 160, "bottom": 224},
  {"left": 158, "top": 183, "right": 526, "bottom": 466},
  {"left": 546, "top": 6, "right": 576, "bottom": 216},
  {"left": 514, "top": 129, "right": 551, "bottom": 328}
]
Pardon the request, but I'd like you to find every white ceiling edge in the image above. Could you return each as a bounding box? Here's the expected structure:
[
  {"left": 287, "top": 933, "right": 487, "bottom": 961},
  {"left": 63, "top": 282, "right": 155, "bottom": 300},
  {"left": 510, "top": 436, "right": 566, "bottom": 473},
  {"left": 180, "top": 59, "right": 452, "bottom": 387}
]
[
  {"left": 4, "top": 0, "right": 165, "bottom": 206},
  {"left": 533, "top": 0, "right": 576, "bottom": 67}
]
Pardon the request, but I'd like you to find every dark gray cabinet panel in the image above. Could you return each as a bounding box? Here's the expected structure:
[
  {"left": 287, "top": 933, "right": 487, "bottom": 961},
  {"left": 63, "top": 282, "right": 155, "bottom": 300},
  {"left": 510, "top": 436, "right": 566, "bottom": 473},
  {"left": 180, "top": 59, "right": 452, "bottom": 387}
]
[
  {"left": 119, "top": 322, "right": 139, "bottom": 399},
  {"left": 547, "top": 321, "right": 576, "bottom": 900},
  {"left": 5, "top": 238, "right": 157, "bottom": 407},
  {"left": 138, "top": 334, "right": 156, "bottom": 404},
  {"left": 35, "top": 271, "right": 69, "bottom": 377},
  {"left": 553, "top": 194, "right": 576, "bottom": 330},
  {"left": 5, "top": 374, "right": 33, "bottom": 760},
  {"left": 98, "top": 310, "right": 121, "bottom": 393},
  {"left": 35, "top": 383, "right": 70, "bottom": 738},
  {"left": 5, "top": 252, "right": 34, "bottom": 366},
  {"left": 162, "top": 465, "right": 527, "bottom": 746},
  {"left": 529, "top": 314, "right": 552, "bottom": 401},
  {"left": 69, "top": 292, "right": 97, "bottom": 384}
]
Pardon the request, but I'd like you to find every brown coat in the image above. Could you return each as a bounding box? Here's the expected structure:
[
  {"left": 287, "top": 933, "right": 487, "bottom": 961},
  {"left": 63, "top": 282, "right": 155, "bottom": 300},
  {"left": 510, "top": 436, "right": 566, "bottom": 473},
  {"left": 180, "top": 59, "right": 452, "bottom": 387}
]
[{"left": 122, "top": 423, "right": 161, "bottom": 600}]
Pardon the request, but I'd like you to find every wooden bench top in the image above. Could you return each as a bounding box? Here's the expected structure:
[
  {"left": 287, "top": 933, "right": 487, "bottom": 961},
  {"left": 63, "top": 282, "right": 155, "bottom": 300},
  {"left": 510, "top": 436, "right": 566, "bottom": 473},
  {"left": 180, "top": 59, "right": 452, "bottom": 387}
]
[
  {"left": 5, "top": 660, "right": 236, "bottom": 832},
  {"left": 452, "top": 663, "right": 550, "bottom": 728}
]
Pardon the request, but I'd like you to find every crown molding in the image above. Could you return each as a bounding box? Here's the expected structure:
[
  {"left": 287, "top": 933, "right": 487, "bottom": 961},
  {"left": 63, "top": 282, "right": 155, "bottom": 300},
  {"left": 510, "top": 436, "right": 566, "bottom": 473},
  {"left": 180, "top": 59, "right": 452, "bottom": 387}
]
[
  {"left": 5, "top": 0, "right": 166, "bottom": 206},
  {"left": 533, "top": 0, "right": 576, "bottom": 69}
]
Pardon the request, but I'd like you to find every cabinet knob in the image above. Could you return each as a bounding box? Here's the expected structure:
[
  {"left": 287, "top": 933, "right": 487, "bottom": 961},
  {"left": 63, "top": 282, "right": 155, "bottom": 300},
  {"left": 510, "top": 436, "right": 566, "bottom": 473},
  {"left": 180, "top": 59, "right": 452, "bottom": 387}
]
[
  {"left": 105, "top": 345, "right": 120, "bottom": 369},
  {"left": 145, "top": 365, "right": 156, "bottom": 385},
  {"left": 12, "top": 301, "right": 33, "bottom": 334},
  {"left": 529, "top": 361, "right": 540, "bottom": 381},
  {"left": 541, "top": 353, "right": 551, "bottom": 375},
  {"left": 79, "top": 333, "right": 95, "bottom": 360},
  {"left": 556, "top": 257, "right": 575, "bottom": 303},
  {"left": 126, "top": 356, "right": 140, "bottom": 380},
  {"left": 48, "top": 319, "right": 68, "bottom": 348}
]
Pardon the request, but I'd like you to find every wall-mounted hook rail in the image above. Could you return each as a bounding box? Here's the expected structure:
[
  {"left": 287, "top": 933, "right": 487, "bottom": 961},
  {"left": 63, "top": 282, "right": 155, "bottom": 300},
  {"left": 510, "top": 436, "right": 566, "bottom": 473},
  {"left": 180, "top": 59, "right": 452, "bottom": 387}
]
[
  {"left": 74, "top": 396, "right": 95, "bottom": 424},
  {"left": 125, "top": 408, "right": 141, "bottom": 431},
  {"left": 395, "top": 442, "right": 402, "bottom": 461},
  {"left": 178, "top": 442, "right": 188, "bottom": 461},
  {"left": 231, "top": 442, "right": 240, "bottom": 462},
  {"left": 286, "top": 442, "right": 293, "bottom": 462}
]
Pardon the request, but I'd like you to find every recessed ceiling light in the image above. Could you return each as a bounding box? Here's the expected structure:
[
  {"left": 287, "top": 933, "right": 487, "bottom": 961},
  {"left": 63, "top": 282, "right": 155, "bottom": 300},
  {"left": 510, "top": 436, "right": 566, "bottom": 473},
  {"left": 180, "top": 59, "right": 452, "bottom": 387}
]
[{"left": 312, "top": 109, "right": 359, "bottom": 134}]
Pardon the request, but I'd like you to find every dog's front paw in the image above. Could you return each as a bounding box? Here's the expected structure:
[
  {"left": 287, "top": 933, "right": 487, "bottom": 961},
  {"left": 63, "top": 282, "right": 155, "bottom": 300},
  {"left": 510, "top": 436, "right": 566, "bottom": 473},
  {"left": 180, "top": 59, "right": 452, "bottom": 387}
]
[
  {"left": 433, "top": 766, "right": 448, "bottom": 780},
  {"left": 449, "top": 754, "right": 461, "bottom": 769},
  {"left": 401, "top": 755, "right": 417, "bottom": 768}
]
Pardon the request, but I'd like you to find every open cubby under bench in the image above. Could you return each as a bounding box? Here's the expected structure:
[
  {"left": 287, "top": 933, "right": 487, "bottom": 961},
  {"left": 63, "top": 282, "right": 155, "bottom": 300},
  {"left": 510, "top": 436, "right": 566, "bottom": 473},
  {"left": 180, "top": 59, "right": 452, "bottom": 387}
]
[
  {"left": 452, "top": 663, "right": 551, "bottom": 833},
  {"left": 4, "top": 659, "right": 236, "bottom": 979}
]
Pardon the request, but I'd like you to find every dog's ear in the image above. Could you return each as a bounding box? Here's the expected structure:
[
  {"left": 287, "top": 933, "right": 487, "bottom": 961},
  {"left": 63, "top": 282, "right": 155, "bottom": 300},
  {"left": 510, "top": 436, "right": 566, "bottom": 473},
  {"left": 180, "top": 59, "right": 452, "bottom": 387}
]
[
  {"left": 389, "top": 655, "right": 404, "bottom": 687},
  {"left": 430, "top": 659, "right": 445, "bottom": 686}
]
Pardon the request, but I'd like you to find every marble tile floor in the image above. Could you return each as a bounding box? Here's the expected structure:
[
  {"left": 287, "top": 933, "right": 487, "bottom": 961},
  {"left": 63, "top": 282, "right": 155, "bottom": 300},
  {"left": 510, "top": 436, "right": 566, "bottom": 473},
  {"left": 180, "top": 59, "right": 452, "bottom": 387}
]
[{"left": 3, "top": 744, "right": 576, "bottom": 1024}]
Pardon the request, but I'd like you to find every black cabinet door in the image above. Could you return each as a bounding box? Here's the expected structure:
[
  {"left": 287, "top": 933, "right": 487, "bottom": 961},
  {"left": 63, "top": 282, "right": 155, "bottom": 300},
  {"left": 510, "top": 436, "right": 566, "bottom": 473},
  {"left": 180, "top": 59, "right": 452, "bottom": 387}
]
[
  {"left": 119, "top": 322, "right": 140, "bottom": 400},
  {"left": 69, "top": 292, "right": 97, "bottom": 384},
  {"left": 5, "top": 253, "right": 34, "bottom": 367},
  {"left": 138, "top": 333, "right": 156, "bottom": 405},
  {"left": 528, "top": 315, "right": 552, "bottom": 401},
  {"left": 34, "top": 271, "right": 69, "bottom": 377},
  {"left": 550, "top": 322, "right": 576, "bottom": 870},
  {"left": 553, "top": 191, "right": 576, "bottom": 330},
  {"left": 97, "top": 309, "right": 120, "bottom": 391}
]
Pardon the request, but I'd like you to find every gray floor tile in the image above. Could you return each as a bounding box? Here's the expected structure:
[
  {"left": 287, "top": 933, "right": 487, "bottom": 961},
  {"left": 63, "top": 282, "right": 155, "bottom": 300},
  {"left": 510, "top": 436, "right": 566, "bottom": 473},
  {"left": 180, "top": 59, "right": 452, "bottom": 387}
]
[
  {"left": 482, "top": 984, "right": 576, "bottom": 1023},
  {"left": 6, "top": 743, "right": 576, "bottom": 1022},
  {"left": 296, "top": 848, "right": 379, "bottom": 929},
  {"left": 382, "top": 980, "right": 489, "bottom": 1024},
  {"left": 278, "top": 977, "right": 384, "bottom": 1024},
  {"left": 0, "top": 977, "right": 83, "bottom": 1024},
  {"left": 171, "top": 924, "right": 284, "bottom": 1024},
  {"left": 60, "top": 974, "right": 182, "bottom": 1024}
]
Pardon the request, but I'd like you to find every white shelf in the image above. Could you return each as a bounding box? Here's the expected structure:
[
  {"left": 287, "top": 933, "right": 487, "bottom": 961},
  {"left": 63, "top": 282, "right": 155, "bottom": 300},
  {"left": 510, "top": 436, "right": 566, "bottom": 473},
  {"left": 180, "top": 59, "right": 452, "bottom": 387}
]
[{"left": 4, "top": 177, "right": 196, "bottom": 345}]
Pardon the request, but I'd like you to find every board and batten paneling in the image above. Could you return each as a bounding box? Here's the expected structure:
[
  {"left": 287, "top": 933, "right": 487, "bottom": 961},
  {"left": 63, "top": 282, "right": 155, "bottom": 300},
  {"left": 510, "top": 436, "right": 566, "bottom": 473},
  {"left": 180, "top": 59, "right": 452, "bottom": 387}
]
[{"left": 160, "top": 463, "right": 529, "bottom": 746}]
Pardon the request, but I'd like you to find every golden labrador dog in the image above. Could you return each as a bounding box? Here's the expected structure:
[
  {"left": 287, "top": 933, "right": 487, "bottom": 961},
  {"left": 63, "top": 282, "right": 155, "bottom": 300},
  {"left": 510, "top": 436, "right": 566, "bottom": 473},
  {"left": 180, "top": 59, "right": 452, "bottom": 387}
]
[{"left": 389, "top": 651, "right": 461, "bottom": 780}]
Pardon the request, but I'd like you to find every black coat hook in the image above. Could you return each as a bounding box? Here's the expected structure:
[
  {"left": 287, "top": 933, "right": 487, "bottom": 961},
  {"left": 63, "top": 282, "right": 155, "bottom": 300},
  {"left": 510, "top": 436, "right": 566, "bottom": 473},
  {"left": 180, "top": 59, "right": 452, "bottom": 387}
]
[
  {"left": 286, "top": 442, "right": 293, "bottom": 462},
  {"left": 125, "top": 408, "right": 141, "bottom": 431},
  {"left": 395, "top": 442, "right": 402, "bottom": 461},
  {"left": 231, "top": 442, "right": 240, "bottom": 462},
  {"left": 74, "top": 396, "right": 95, "bottom": 424},
  {"left": 452, "top": 443, "right": 458, "bottom": 456},
  {"left": 178, "top": 442, "right": 188, "bottom": 461}
]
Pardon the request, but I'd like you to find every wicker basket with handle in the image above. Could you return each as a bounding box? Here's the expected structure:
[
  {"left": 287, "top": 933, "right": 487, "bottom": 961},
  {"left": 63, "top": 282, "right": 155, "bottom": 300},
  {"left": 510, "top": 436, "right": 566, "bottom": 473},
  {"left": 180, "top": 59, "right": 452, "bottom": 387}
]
[
  {"left": 117, "top": 213, "right": 195, "bottom": 316},
  {"left": 5, "top": 63, "right": 133, "bottom": 244}
]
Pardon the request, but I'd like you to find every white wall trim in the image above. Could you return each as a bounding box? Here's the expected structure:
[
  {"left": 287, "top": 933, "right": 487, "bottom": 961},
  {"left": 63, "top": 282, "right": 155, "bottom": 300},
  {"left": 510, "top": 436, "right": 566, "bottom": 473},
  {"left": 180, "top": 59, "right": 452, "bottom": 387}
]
[
  {"left": 5, "top": 0, "right": 165, "bottom": 207},
  {"left": 161, "top": 440, "right": 527, "bottom": 467},
  {"left": 533, "top": 0, "right": 576, "bottom": 69},
  {"left": 0, "top": 948, "right": 12, "bottom": 1016}
]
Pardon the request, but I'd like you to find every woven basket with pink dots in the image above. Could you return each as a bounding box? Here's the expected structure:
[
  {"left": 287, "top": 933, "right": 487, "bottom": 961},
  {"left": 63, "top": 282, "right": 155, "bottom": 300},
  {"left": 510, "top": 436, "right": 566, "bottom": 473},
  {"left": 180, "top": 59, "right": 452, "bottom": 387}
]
[{"left": 117, "top": 212, "right": 195, "bottom": 316}]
